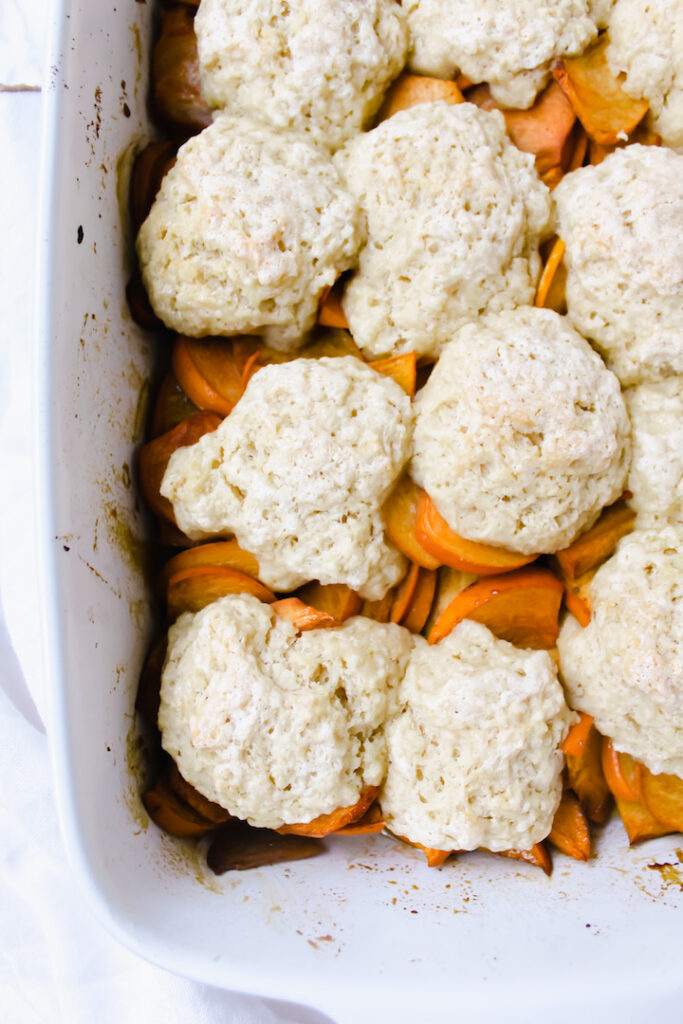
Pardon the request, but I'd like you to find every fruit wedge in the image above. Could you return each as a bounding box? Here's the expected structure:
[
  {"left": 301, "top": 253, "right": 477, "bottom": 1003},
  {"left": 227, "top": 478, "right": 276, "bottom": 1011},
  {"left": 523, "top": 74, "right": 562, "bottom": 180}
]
[
  {"left": 135, "top": 636, "right": 167, "bottom": 728},
  {"left": 151, "top": 372, "right": 199, "bottom": 438},
  {"left": 535, "top": 237, "right": 566, "bottom": 309},
  {"left": 159, "top": 539, "right": 260, "bottom": 595},
  {"left": 553, "top": 498, "right": 636, "bottom": 582},
  {"left": 427, "top": 568, "right": 563, "bottom": 648},
  {"left": 548, "top": 791, "right": 591, "bottom": 861},
  {"left": 601, "top": 739, "right": 642, "bottom": 803},
  {"left": 615, "top": 796, "right": 673, "bottom": 845},
  {"left": 172, "top": 335, "right": 261, "bottom": 417},
  {"left": 164, "top": 759, "right": 231, "bottom": 826},
  {"left": 138, "top": 410, "right": 222, "bottom": 523},
  {"left": 416, "top": 492, "right": 536, "bottom": 575},
  {"left": 207, "top": 821, "right": 324, "bottom": 874},
  {"left": 553, "top": 36, "right": 649, "bottom": 145},
  {"left": 143, "top": 777, "right": 216, "bottom": 839},
  {"left": 271, "top": 597, "right": 339, "bottom": 632},
  {"left": 368, "top": 352, "right": 417, "bottom": 397},
  {"left": 166, "top": 565, "right": 275, "bottom": 620},
  {"left": 361, "top": 590, "right": 395, "bottom": 623},
  {"left": 129, "top": 140, "right": 178, "bottom": 234},
  {"left": 379, "top": 73, "right": 464, "bottom": 120},
  {"left": 317, "top": 282, "right": 348, "bottom": 328},
  {"left": 467, "top": 81, "right": 576, "bottom": 189},
  {"left": 278, "top": 787, "right": 380, "bottom": 838},
  {"left": 565, "top": 720, "right": 612, "bottom": 824},
  {"left": 151, "top": 3, "right": 212, "bottom": 132},
  {"left": 333, "top": 802, "right": 385, "bottom": 836},
  {"left": 383, "top": 476, "right": 441, "bottom": 570},
  {"left": 295, "top": 582, "right": 362, "bottom": 622},
  {"left": 639, "top": 768, "right": 683, "bottom": 834},
  {"left": 497, "top": 844, "right": 552, "bottom": 876}
]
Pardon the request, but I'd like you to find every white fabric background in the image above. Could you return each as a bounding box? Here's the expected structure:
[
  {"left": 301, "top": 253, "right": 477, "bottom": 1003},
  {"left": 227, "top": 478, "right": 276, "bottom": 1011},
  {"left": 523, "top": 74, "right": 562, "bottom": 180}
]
[{"left": 0, "top": 4, "right": 333, "bottom": 1022}]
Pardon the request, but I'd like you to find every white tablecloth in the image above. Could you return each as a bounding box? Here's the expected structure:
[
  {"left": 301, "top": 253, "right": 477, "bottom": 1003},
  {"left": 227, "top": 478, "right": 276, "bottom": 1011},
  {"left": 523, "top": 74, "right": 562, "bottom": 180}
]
[{"left": 0, "top": 5, "right": 331, "bottom": 1022}]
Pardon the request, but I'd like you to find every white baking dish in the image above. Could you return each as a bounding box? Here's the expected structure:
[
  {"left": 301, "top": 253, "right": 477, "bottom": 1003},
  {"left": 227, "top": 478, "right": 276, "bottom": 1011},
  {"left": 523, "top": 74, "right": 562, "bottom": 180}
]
[{"left": 38, "top": 3, "right": 683, "bottom": 1021}]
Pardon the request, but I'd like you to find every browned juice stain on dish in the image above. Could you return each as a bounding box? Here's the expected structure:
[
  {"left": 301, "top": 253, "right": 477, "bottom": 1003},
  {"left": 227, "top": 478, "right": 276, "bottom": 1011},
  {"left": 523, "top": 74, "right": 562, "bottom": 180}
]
[
  {"left": 133, "top": 376, "right": 151, "bottom": 442},
  {"left": 156, "top": 834, "right": 222, "bottom": 894},
  {"left": 646, "top": 849, "right": 683, "bottom": 892},
  {"left": 129, "top": 23, "right": 143, "bottom": 73},
  {"left": 123, "top": 719, "right": 219, "bottom": 892},
  {"left": 116, "top": 137, "right": 144, "bottom": 254},
  {"left": 124, "top": 717, "right": 149, "bottom": 832}
]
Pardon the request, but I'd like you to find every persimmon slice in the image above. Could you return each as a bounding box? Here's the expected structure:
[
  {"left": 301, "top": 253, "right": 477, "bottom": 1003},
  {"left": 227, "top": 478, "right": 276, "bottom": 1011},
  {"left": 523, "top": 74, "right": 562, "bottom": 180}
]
[
  {"left": 138, "top": 410, "right": 222, "bottom": 523},
  {"left": 126, "top": 267, "right": 165, "bottom": 331},
  {"left": 207, "top": 821, "right": 324, "bottom": 874},
  {"left": 639, "top": 768, "right": 683, "bottom": 834},
  {"left": 159, "top": 540, "right": 260, "bottom": 595},
  {"left": 395, "top": 834, "right": 451, "bottom": 867},
  {"left": 467, "top": 81, "right": 576, "bottom": 189},
  {"left": 295, "top": 582, "right": 362, "bottom": 622},
  {"left": 302, "top": 329, "right": 363, "bottom": 360},
  {"left": 565, "top": 721, "right": 612, "bottom": 824},
  {"left": 502, "top": 81, "right": 577, "bottom": 189},
  {"left": 129, "top": 140, "right": 178, "bottom": 234},
  {"left": 164, "top": 760, "right": 231, "bottom": 826},
  {"left": 588, "top": 122, "right": 661, "bottom": 165},
  {"left": 416, "top": 845, "right": 451, "bottom": 868},
  {"left": 151, "top": 372, "right": 199, "bottom": 438},
  {"left": 318, "top": 282, "right": 349, "bottom": 328},
  {"left": 390, "top": 562, "right": 420, "bottom": 624},
  {"left": 562, "top": 712, "right": 594, "bottom": 758},
  {"left": 167, "top": 565, "right": 275, "bottom": 620},
  {"left": 566, "top": 124, "right": 588, "bottom": 172},
  {"left": 383, "top": 476, "right": 441, "bottom": 570},
  {"left": 427, "top": 568, "right": 563, "bottom": 648},
  {"left": 271, "top": 597, "right": 339, "bottom": 632},
  {"left": 368, "top": 352, "right": 417, "bottom": 397},
  {"left": 151, "top": 2, "right": 213, "bottom": 133},
  {"left": 548, "top": 791, "right": 591, "bottom": 861},
  {"left": 497, "top": 844, "right": 552, "bottom": 876},
  {"left": 379, "top": 73, "right": 464, "bottom": 120},
  {"left": 172, "top": 335, "right": 256, "bottom": 417},
  {"left": 401, "top": 567, "right": 437, "bottom": 634},
  {"left": 424, "top": 566, "right": 479, "bottom": 637},
  {"left": 553, "top": 498, "right": 636, "bottom": 582},
  {"left": 278, "top": 786, "right": 379, "bottom": 838},
  {"left": 361, "top": 590, "right": 395, "bottom": 623},
  {"left": 333, "top": 802, "right": 385, "bottom": 836},
  {"left": 615, "top": 796, "right": 673, "bottom": 845},
  {"left": 601, "top": 739, "right": 641, "bottom": 803},
  {"left": 535, "top": 237, "right": 566, "bottom": 309},
  {"left": 553, "top": 36, "right": 649, "bottom": 145},
  {"left": 143, "top": 777, "right": 215, "bottom": 839},
  {"left": 416, "top": 492, "right": 536, "bottom": 576},
  {"left": 135, "top": 636, "right": 167, "bottom": 728},
  {"left": 172, "top": 337, "right": 235, "bottom": 418},
  {"left": 564, "top": 587, "right": 592, "bottom": 627}
]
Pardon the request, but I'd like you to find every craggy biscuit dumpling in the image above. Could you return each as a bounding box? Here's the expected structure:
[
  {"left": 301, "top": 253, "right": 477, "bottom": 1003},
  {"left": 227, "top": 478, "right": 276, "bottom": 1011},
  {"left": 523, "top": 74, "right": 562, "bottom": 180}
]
[
  {"left": 558, "top": 526, "right": 683, "bottom": 777},
  {"left": 554, "top": 145, "right": 683, "bottom": 386},
  {"left": 381, "top": 620, "right": 573, "bottom": 852},
  {"left": 161, "top": 358, "right": 412, "bottom": 599},
  {"left": 411, "top": 308, "right": 631, "bottom": 555},
  {"left": 334, "top": 103, "right": 552, "bottom": 360},
  {"left": 607, "top": 0, "right": 683, "bottom": 149},
  {"left": 137, "top": 113, "right": 363, "bottom": 350},
  {"left": 625, "top": 377, "right": 683, "bottom": 523},
  {"left": 195, "top": 0, "right": 408, "bottom": 152},
  {"left": 159, "top": 595, "right": 414, "bottom": 828},
  {"left": 404, "top": 0, "right": 599, "bottom": 109}
]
